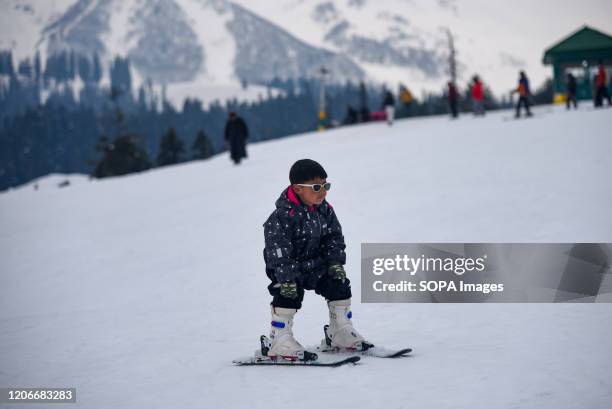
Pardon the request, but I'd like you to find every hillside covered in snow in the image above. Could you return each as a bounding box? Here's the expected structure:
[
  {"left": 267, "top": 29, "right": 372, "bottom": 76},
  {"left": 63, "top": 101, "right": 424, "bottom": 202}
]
[
  {"left": 1, "top": 105, "right": 612, "bottom": 408},
  {"left": 2, "top": 0, "right": 611, "bottom": 101}
]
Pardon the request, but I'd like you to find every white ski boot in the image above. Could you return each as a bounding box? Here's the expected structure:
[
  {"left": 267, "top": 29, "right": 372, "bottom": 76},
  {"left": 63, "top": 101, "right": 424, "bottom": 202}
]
[
  {"left": 322, "top": 299, "right": 373, "bottom": 352},
  {"left": 263, "top": 307, "right": 317, "bottom": 361}
]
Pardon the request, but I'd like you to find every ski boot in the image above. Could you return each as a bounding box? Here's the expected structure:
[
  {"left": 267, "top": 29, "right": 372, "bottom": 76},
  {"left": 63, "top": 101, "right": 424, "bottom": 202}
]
[
  {"left": 321, "top": 299, "right": 374, "bottom": 352},
  {"left": 260, "top": 306, "right": 317, "bottom": 362}
]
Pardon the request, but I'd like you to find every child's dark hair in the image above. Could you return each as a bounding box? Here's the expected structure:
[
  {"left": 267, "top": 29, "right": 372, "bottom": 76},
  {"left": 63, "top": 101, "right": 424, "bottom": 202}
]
[{"left": 289, "top": 159, "right": 327, "bottom": 184}]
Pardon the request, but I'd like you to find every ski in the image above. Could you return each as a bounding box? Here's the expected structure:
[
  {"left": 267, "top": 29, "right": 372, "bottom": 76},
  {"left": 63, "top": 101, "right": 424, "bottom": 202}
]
[
  {"left": 317, "top": 325, "right": 412, "bottom": 358},
  {"left": 232, "top": 354, "right": 360, "bottom": 367},
  {"left": 317, "top": 345, "right": 412, "bottom": 358},
  {"left": 233, "top": 335, "right": 360, "bottom": 367}
]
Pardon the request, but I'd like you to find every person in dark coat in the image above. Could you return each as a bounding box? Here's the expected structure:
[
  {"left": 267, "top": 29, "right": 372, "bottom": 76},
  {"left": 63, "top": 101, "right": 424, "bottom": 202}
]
[
  {"left": 447, "top": 81, "right": 459, "bottom": 118},
  {"left": 261, "top": 159, "right": 371, "bottom": 359},
  {"left": 566, "top": 73, "right": 578, "bottom": 110},
  {"left": 224, "top": 112, "right": 249, "bottom": 164},
  {"left": 343, "top": 105, "right": 358, "bottom": 125}
]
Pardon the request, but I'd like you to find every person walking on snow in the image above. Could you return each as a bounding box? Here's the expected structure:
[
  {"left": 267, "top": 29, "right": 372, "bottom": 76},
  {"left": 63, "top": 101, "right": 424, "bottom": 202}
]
[
  {"left": 471, "top": 75, "right": 485, "bottom": 116},
  {"left": 262, "top": 159, "right": 372, "bottom": 360},
  {"left": 513, "top": 71, "right": 532, "bottom": 118},
  {"left": 594, "top": 60, "right": 611, "bottom": 107},
  {"left": 224, "top": 111, "right": 249, "bottom": 165},
  {"left": 382, "top": 89, "right": 396, "bottom": 126},
  {"left": 566, "top": 72, "right": 578, "bottom": 110}
]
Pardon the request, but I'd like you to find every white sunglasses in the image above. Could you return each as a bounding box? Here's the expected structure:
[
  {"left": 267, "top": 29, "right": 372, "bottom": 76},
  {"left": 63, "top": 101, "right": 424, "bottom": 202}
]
[{"left": 296, "top": 182, "right": 331, "bottom": 192}]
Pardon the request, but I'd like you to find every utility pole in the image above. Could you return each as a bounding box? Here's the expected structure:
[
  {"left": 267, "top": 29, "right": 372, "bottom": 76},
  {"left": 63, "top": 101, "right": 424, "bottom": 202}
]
[
  {"left": 318, "top": 66, "right": 329, "bottom": 131},
  {"left": 446, "top": 28, "right": 457, "bottom": 86}
]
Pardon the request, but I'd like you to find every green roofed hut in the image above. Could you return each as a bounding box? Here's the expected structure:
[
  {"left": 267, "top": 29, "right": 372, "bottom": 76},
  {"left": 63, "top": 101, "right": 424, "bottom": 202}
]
[{"left": 543, "top": 25, "right": 612, "bottom": 102}]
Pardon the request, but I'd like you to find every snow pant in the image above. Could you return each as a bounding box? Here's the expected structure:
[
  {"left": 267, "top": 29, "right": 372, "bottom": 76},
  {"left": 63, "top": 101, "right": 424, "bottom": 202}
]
[
  {"left": 566, "top": 92, "right": 577, "bottom": 109},
  {"left": 595, "top": 86, "right": 611, "bottom": 107},
  {"left": 385, "top": 106, "right": 395, "bottom": 124},
  {"left": 515, "top": 96, "right": 531, "bottom": 117},
  {"left": 268, "top": 274, "right": 352, "bottom": 310},
  {"left": 472, "top": 99, "right": 485, "bottom": 116}
]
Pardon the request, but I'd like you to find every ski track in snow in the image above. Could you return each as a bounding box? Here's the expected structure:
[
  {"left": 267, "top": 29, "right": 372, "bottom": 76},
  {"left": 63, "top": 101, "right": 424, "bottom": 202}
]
[{"left": 1, "top": 105, "right": 612, "bottom": 408}]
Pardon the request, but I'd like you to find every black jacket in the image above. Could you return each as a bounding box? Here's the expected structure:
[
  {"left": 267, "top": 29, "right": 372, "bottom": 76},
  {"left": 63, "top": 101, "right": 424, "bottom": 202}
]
[
  {"left": 383, "top": 91, "right": 395, "bottom": 107},
  {"left": 224, "top": 117, "right": 249, "bottom": 161},
  {"left": 263, "top": 186, "right": 346, "bottom": 285}
]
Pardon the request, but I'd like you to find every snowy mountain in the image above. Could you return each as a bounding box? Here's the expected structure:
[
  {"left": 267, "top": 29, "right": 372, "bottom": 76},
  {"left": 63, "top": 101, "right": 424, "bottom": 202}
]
[
  {"left": 1, "top": 0, "right": 366, "bottom": 105},
  {"left": 235, "top": 0, "right": 448, "bottom": 84},
  {"left": 1, "top": 0, "right": 611, "bottom": 102},
  {"left": 1, "top": 106, "right": 612, "bottom": 408},
  {"left": 37, "top": 0, "right": 365, "bottom": 84},
  {"left": 236, "top": 0, "right": 612, "bottom": 96}
]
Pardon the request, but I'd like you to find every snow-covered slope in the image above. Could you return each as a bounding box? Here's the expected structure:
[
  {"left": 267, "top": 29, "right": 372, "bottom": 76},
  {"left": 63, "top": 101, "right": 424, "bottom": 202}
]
[
  {"left": 1, "top": 106, "right": 612, "bottom": 408},
  {"left": 0, "top": 0, "right": 75, "bottom": 60}
]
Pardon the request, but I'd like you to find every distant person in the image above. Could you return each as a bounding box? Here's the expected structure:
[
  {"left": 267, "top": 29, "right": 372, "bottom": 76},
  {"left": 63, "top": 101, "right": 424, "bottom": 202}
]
[
  {"left": 513, "top": 71, "right": 532, "bottom": 118},
  {"left": 594, "top": 60, "right": 611, "bottom": 107},
  {"left": 471, "top": 75, "right": 485, "bottom": 116},
  {"left": 382, "top": 90, "right": 396, "bottom": 126},
  {"left": 398, "top": 84, "right": 414, "bottom": 118},
  {"left": 224, "top": 111, "right": 249, "bottom": 165},
  {"left": 447, "top": 81, "right": 459, "bottom": 118},
  {"left": 399, "top": 85, "right": 413, "bottom": 106},
  {"left": 566, "top": 73, "right": 578, "bottom": 110},
  {"left": 359, "top": 106, "right": 371, "bottom": 123},
  {"left": 343, "top": 105, "right": 358, "bottom": 125}
]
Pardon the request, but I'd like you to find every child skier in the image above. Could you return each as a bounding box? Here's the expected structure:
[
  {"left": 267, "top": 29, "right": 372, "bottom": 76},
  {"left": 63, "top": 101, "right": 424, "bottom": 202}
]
[{"left": 262, "top": 159, "right": 371, "bottom": 360}]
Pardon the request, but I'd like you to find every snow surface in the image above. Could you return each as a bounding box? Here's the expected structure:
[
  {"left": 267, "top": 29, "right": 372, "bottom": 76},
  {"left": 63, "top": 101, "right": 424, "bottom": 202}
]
[
  {"left": 1, "top": 105, "right": 612, "bottom": 408},
  {"left": 4, "top": 173, "right": 91, "bottom": 194}
]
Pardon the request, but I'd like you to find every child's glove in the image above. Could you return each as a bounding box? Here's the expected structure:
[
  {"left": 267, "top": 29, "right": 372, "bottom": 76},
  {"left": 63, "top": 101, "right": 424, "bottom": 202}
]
[
  {"left": 280, "top": 282, "right": 298, "bottom": 299},
  {"left": 328, "top": 264, "right": 346, "bottom": 283}
]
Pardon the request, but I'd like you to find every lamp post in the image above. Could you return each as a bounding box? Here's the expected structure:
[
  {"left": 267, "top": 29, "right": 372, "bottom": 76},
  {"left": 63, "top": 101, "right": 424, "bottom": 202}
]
[{"left": 318, "top": 66, "right": 329, "bottom": 131}]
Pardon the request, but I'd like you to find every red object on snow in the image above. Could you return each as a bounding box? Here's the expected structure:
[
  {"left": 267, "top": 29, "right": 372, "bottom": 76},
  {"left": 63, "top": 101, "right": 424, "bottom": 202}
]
[{"left": 370, "top": 111, "right": 387, "bottom": 121}]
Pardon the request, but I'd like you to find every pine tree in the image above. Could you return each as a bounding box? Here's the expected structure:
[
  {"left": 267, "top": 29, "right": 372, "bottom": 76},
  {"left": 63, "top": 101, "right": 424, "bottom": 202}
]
[
  {"left": 0, "top": 51, "right": 15, "bottom": 76},
  {"left": 192, "top": 129, "right": 214, "bottom": 160},
  {"left": 446, "top": 28, "right": 457, "bottom": 85},
  {"left": 92, "top": 53, "right": 102, "bottom": 83},
  {"left": 157, "top": 127, "right": 184, "bottom": 166},
  {"left": 111, "top": 56, "right": 131, "bottom": 94},
  {"left": 78, "top": 55, "right": 91, "bottom": 82},
  {"left": 18, "top": 58, "right": 33, "bottom": 79},
  {"left": 93, "top": 134, "right": 151, "bottom": 178},
  {"left": 358, "top": 81, "right": 370, "bottom": 122},
  {"left": 34, "top": 51, "right": 41, "bottom": 84},
  {"left": 68, "top": 50, "right": 76, "bottom": 80}
]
